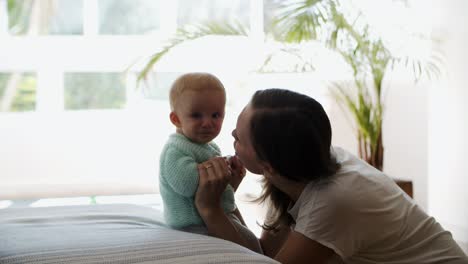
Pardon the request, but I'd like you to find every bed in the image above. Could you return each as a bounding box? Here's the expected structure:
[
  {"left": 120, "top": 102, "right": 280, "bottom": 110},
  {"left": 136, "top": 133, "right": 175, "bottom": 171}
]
[{"left": 0, "top": 204, "right": 279, "bottom": 264}]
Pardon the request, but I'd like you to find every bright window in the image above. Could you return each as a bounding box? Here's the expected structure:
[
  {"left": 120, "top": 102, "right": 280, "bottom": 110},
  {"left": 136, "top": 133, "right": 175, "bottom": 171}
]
[
  {"left": 0, "top": 72, "right": 36, "bottom": 111},
  {"left": 0, "top": 0, "right": 430, "bottom": 201},
  {"left": 64, "top": 72, "right": 126, "bottom": 110},
  {"left": 0, "top": 0, "right": 272, "bottom": 200}
]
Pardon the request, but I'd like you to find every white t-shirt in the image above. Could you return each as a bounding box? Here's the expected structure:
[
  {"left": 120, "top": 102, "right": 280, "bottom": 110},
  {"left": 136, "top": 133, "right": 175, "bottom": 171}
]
[{"left": 288, "top": 147, "right": 467, "bottom": 264}]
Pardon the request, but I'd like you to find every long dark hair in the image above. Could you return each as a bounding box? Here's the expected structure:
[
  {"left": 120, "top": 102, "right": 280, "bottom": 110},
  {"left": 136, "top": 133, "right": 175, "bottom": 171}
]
[{"left": 250, "top": 89, "right": 340, "bottom": 231}]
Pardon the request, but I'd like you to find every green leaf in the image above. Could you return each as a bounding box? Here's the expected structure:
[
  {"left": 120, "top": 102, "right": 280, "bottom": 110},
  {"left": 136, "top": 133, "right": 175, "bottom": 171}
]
[{"left": 135, "top": 20, "right": 248, "bottom": 86}]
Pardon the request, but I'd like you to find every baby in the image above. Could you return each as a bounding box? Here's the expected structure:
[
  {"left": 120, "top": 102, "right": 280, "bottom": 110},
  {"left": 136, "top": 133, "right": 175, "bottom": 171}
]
[{"left": 159, "top": 72, "right": 262, "bottom": 253}]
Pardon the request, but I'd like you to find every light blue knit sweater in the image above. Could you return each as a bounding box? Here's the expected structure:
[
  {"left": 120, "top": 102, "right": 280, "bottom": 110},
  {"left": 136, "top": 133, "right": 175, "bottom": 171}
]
[{"left": 159, "top": 133, "right": 236, "bottom": 228}]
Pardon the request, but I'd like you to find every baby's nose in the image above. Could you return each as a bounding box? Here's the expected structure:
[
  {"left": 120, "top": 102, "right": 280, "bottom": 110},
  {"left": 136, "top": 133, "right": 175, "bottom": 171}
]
[{"left": 201, "top": 117, "right": 213, "bottom": 127}]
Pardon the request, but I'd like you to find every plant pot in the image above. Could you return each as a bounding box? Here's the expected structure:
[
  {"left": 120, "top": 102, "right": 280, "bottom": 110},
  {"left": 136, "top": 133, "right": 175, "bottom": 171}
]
[{"left": 394, "top": 179, "right": 413, "bottom": 198}]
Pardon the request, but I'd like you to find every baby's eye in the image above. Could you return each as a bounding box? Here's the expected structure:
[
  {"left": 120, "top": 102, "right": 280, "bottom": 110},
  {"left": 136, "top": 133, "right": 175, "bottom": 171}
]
[
  {"left": 212, "top": 112, "right": 222, "bottom": 118},
  {"left": 191, "top": 113, "right": 202, "bottom": 119}
]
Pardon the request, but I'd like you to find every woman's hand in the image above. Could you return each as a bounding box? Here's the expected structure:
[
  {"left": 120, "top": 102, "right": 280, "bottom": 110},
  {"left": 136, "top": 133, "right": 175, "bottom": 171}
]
[
  {"left": 226, "top": 155, "right": 246, "bottom": 191},
  {"left": 195, "top": 157, "right": 232, "bottom": 217},
  {"left": 195, "top": 157, "right": 253, "bottom": 251}
]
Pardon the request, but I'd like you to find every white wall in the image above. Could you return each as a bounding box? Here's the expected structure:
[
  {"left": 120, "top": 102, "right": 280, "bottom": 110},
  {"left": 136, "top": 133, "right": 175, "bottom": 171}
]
[
  {"left": 427, "top": 0, "right": 468, "bottom": 246},
  {"left": 383, "top": 80, "right": 429, "bottom": 210}
]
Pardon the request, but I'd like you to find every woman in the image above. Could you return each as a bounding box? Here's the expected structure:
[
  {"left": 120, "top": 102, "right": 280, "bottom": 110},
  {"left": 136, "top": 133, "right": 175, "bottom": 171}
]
[{"left": 195, "top": 88, "right": 467, "bottom": 263}]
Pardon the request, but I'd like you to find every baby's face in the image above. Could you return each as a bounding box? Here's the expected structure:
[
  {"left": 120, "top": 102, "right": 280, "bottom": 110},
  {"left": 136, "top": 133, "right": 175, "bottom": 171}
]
[{"left": 174, "top": 89, "right": 225, "bottom": 144}]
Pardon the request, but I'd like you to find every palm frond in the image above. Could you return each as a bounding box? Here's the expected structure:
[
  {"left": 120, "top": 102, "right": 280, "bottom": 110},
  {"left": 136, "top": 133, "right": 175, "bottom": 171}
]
[
  {"left": 259, "top": 45, "right": 316, "bottom": 73},
  {"left": 7, "top": 0, "right": 33, "bottom": 34},
  {"left": 389, "top": 39, "right": 445, "bottom": 83},
  {"left": 136, "top": 20, "right": 248, "bottom": 85},
  {"left": 273, "top": 0, "right": 335, "bottom": 43},
  {"left": 331, "top": 80, "right": 381, "bottom": 150}
]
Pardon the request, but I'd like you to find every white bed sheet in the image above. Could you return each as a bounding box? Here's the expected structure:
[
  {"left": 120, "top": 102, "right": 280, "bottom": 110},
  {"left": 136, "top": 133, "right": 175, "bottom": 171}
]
[{"left": 0, "top": 204, "right": 278, "bottom": 264}]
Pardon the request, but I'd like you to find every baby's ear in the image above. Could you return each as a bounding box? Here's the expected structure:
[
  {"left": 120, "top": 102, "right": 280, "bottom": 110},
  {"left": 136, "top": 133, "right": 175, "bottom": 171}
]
[{"left": 169, "top": 112, "right": 181, "bottom": 128}]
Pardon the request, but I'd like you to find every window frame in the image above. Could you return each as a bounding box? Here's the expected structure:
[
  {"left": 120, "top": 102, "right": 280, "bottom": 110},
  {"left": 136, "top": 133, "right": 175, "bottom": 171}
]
[{"left": 0, "top": 0, "right": 263, "bottom": 112}]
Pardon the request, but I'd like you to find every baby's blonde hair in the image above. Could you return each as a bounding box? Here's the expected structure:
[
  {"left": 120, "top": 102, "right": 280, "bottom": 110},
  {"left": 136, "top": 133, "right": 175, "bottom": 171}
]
[{"left": 169, "top": 72, "right": 226, "bottom": 111}]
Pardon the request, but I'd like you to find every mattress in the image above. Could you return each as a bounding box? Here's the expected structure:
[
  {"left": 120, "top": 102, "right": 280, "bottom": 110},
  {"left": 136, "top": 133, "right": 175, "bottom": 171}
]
[{"left": 0, "top": 204, "right": 278, "bottom": 263}]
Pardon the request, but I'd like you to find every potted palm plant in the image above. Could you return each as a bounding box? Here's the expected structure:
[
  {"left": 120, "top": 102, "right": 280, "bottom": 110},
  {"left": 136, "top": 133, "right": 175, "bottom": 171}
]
[
  {"left": 270, "top": 0, "right": 442, "bottom": 171},
  {"left": 137, "top": 0, "right": 441, "bottom": 172}
]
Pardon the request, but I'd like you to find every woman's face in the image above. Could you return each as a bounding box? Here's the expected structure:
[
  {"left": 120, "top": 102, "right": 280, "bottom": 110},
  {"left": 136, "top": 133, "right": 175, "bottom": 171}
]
[{"left": 232, "top": 104, "right": 264, "bottom": 175}]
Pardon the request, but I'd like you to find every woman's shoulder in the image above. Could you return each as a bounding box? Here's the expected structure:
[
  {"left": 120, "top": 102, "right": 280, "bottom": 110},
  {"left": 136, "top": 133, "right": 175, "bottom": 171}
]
[
  {"left": 331, "top": 146, "right": 390, "bottom": 183},
  {"left": 300, "top": 146, "right": 402, "bottom": 210},
  {"left": 332, "top": 146, "right": 373, "bottom": 170}
]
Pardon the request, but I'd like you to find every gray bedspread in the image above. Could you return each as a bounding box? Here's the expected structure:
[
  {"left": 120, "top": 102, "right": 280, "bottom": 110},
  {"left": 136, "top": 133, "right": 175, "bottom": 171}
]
[{"left": 0, "top": 204, "right": 278, "bottom": 264}]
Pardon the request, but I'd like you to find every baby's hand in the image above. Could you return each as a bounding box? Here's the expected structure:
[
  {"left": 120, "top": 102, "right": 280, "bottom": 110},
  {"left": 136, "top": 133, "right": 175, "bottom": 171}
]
[{"left": 226, "top": 155, "right": 246, "bottom": 191}]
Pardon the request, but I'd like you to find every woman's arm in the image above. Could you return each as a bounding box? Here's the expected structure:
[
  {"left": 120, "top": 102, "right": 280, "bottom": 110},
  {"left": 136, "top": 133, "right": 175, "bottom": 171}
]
[
  {"left": 273, "top": 231, "right": 336, "bottom": 264},
  {"left": 261, "top": 225, "right": 336, "bottom": 263},
  {"left": 260, "top": 226, "right": 291, "bottom": 258},
  {"left": 196, "top": 157, "right": 335, "bottom": 262},
  {"left": 195, "top": 158, "right": 251, "bottom": 250},
  {"left": 198, "top": 206, "right": 252, "bottom": 248}
]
